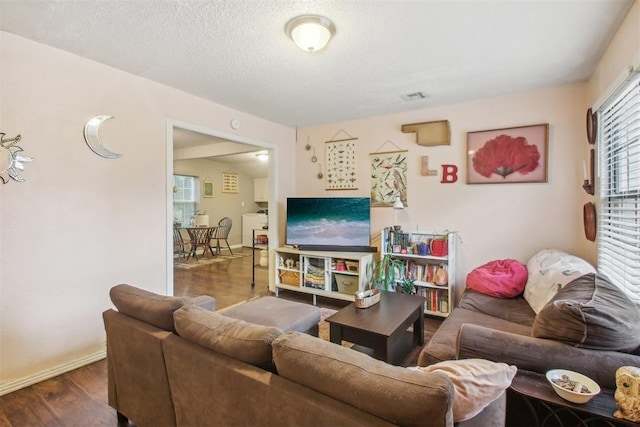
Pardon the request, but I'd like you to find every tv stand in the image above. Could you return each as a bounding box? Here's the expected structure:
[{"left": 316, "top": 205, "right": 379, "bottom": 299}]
[
  {"left": 273, "top": 247, "right": 375, "bottom": 305},
  {"left": 298, "top": 245, "right": 377, "bottom": 253}
]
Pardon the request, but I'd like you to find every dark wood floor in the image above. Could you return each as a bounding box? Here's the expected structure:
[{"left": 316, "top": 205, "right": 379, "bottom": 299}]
[{"left": 0, "top": 247, "right": 440, "bottom": 426}]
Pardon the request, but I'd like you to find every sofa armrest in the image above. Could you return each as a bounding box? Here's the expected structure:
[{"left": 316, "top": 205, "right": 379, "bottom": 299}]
[{"left": 456, "top": 323, "right": 640, "bottom": 390}]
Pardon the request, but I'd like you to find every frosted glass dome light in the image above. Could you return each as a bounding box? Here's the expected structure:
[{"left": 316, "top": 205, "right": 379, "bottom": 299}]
[{"left": 286, "top": 15, "right": 335, "bottom": 52}]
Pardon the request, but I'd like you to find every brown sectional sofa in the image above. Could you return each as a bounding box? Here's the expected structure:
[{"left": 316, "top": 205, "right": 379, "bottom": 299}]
[{"left": 103, "top": 284, "right": 506, "bottom": 427}]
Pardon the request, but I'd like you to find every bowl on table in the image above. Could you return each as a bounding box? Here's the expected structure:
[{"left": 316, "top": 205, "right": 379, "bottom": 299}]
[{"left": 545, "top": 369, "right": 601, "bottom": 404}]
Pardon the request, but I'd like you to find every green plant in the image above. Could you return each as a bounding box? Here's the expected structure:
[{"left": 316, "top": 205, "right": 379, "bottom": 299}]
[
  {"left": 399, "top": 277, "right": 415, "bottom": 294},
  {"left": 369, "top": 254, "right": 405, "bottom": 291}
]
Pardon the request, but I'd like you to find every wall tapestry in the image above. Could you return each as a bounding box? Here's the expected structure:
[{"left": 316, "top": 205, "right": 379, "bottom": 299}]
[
  {"left": 222, "top": 172, "right": 239, "bottom": 193},
  {"left": 325, "top": 137, "right": 357, "bottom": 190},
  {"left": 466, "top": 123, "right": 548, "bottom": 184},
  {"left": 370, "top": 150, "right": 408, "bottom": 207}
]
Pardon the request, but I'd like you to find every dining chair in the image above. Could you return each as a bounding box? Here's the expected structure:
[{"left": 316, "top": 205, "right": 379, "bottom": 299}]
[
  {"left": 173, "top": 224, "right": 192, "bottom": 262},
  {"left": 210, "top": 217, "right": 233, "bottom": 256}
]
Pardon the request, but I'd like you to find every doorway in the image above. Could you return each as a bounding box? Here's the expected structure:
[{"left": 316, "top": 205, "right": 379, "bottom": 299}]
[{"left": 166, "top": 119, "right": 276, "bottom": 296}]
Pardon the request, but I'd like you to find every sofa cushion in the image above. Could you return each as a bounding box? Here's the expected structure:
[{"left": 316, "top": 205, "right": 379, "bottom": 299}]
[
  {"left": 109, "top": 283, "right": 215, "bottom": 332},
  {"left": 414, "top": 359, "right": 516, "bottom": 422},
  {"left": 523, "top": 249, "right": 596, "bottom": 314},
  {"left": 458, "top": 290, "right": 536, "bottom": 327},
  {"left": 273, "top": 331, "right": 454, "bottom": 427},
  {"left": 174, "top": 305, "right": 282, "bottom": 370},
  {"left": 532, "top": 273, "right": 640, "bottom": 352},
  {"left": 466, "top": 259, "right": 528, "bottom": 298}
]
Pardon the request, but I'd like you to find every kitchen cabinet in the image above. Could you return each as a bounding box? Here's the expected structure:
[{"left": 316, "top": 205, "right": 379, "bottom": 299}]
[{"left": 253, "top": 178, "right": 268, "bottom": 202}]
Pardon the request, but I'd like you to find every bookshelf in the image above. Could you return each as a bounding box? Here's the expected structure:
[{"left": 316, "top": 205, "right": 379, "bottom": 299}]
[{"left": 381, "top": 227, "right": 458, "bottom": 317}]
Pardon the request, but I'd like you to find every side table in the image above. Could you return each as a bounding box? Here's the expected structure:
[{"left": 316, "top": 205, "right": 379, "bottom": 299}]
[{"left": 509, "top": 369, "right": 638, "bottom": 427}]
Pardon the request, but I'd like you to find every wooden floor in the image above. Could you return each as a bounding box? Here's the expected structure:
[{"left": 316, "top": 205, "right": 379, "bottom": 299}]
[{"left": 0, "top": 247, "right": 439, "bottom": 426}]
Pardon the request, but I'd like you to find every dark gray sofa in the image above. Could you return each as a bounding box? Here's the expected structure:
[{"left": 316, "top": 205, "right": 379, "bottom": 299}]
[{"left": 418, "top": 288, "right": 640, "bottom": 391}]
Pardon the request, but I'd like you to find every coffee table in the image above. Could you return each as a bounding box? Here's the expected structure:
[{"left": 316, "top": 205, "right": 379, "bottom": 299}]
[{"left": 326, "top": 291, "right": 425, "bottom": 365}]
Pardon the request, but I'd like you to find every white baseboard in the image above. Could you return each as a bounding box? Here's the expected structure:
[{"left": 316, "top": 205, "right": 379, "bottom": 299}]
[{"left": 0, "top": 349, "right": 106, "bottom": 396}]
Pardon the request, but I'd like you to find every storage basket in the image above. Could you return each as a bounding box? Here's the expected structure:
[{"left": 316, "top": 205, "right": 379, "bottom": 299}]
[
  {"left": 355, "top": 289, "right": 380, "bottom": 309},
  {"left": 335, "top": 273, "right": 359, "bottom": 294},
  {"left": 279, "top": 270, "right": 300, "bottom": 287}
]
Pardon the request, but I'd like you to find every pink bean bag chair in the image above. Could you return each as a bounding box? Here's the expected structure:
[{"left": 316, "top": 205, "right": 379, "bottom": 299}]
[{"left": 466, "top": 259, "right": 528, "bottom": 298}]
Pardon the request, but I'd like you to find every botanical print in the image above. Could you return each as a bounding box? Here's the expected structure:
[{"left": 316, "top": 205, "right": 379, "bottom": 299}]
[
  {"left": 325, "top": 138, "right": 357, "bottom": 190},
  {"left": 467, "top": 124, "right": 548, "bottom": 184},
  {"left": 370, "top": 150, "right": 408, "bottom": 207}
]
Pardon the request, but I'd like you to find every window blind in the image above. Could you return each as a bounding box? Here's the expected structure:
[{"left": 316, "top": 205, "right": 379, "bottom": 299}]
[{"left": 597, "top": 71, "right": 640, "bottom": 306}]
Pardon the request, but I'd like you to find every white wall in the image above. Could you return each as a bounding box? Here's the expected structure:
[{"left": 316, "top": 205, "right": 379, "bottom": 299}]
[
  {"left": 0, "top": 32, "right": 294, "bottom": 392},
  {"left": 298, "top": 83, "right": 590, "bottom": 285}
]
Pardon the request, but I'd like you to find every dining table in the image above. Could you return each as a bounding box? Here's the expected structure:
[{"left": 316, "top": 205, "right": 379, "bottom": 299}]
[{"left": 182, "top": 226, "right": 218, "bottom": 260}]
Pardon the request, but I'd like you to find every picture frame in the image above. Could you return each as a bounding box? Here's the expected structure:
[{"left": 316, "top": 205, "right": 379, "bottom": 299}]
[
  {"left": 203, "top": 180, "right": 214, "bottom": 198},
  {"left": 370, "top": 150, "right": 408, "bottom": 206},
  {"left": 467, "top": 123, "right": 548, "bottom": 184},
  {"left": 222, "top": 172, "right": 239, "bottom": 193}
]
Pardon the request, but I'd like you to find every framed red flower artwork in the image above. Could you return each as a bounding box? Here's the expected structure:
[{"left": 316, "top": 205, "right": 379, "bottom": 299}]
[{"left": 466, "top": 123, "right": 549, "bottom": 184}]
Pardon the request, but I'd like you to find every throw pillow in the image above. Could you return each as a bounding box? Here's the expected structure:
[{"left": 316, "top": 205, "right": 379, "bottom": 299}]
[
  {"left": 466, "top": 259, "right": 528, "bottom": 298},
  {"left": 532, "top": 273, "right": 640, "bottom": 352},
  {"left": 415, "top": 359, "right": 516, "bottom": 422},
  {"left": 523, "top": 249, "right": 596, "bottom": 314},
  {"left": 174, "top": 305, "right": 282, "bottom": 370}
]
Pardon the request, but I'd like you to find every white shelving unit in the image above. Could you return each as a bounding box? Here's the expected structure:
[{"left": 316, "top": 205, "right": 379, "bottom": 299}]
[
  {"left": 273, "top": 247, "right": 374, "bottom": 305},
  {"left": 381, "top": 228, "right": 458, "bottom": 317}
]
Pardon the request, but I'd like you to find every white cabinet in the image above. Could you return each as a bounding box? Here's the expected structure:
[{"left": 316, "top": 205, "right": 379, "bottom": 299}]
[
  {"left": 253, "top": 178, "right": 268, "bottom": 202},
  {"left": 381, "top": 228, "right": 458, "bottom": 317},
  {"left": 242, "top": 213, "right": 268, "bottom": 247},
  {"left": 273, "top": 247, "right": 374, "bottom": 305}
]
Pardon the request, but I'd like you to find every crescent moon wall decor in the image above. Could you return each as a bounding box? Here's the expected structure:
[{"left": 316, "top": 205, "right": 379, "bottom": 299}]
[{"left": 84, "top": 115, "right": 122, "bottom": 159}]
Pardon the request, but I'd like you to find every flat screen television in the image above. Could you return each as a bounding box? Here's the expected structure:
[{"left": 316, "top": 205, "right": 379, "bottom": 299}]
[{"left": 285, "top": 197, "right": 375, "bottom": 252}]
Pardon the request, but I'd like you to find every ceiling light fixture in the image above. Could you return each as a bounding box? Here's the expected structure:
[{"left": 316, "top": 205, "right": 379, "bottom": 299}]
[
  {"left": 285, "top": 15, "right": 335, "bottom": 52},
  {"left": 256, "top": 153, "right": 268, "bottom": 161}
]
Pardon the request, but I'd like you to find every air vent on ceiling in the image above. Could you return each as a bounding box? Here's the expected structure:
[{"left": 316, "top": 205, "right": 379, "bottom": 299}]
[{"left": 400, "top": 91, "right": 429, "bottom": 102}]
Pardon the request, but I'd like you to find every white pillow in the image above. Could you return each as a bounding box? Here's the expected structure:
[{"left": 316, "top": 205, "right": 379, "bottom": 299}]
[
  {"left": 411, "top": 359, "right": 516, "bottom": 422},
  {"left": 523, "top": 249, "right": 595, "bottom": 314}
]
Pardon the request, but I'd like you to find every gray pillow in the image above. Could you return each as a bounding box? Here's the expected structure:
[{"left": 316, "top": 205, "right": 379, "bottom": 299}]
[
  {"left": 532, "top": 273, "right": 640, "bottom": 352},
  {"left": 110, "top": 283, "right": 215, "bottom": 332},
  {"left": 174, "top": 305, "right": 282, "bottom": 370}
]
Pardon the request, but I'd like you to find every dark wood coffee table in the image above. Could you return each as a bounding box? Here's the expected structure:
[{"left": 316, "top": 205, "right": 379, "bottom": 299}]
[{"left": 326, "top": 291, "right": 425, "bottom": 365}]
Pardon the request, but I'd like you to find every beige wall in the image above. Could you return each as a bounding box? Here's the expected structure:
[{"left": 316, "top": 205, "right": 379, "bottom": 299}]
[
  {"left": 0, "top": 31, "right": 294, "bottom": 392},
  {"left": 297, "top": 83, "right": 591, "bottom": 288}
]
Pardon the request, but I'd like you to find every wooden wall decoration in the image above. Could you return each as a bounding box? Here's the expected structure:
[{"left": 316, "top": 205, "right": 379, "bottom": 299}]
[
  {"left": 401, "top": 120, "right": 451, "bottom": 146},
  {"left": 420, "top": 156, "right": 438, "bottom": 176},
  {"left": 222, "top": 172, "right": 239, "bottom": 193}
]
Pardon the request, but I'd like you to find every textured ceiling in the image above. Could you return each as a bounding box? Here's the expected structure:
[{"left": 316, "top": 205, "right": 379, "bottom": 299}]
[{"left": 0, "top": 0, "right": 634, "bottom": 129}]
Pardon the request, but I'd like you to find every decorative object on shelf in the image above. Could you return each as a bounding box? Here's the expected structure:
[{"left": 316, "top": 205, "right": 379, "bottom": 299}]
[
  {"left": 467, "top": 123, "right": 548, "bottom": 184},
  {"left": 355, "top": 289, "right": 380, "bottom": 308},
  {"left": 614, "top": 366, "right": 640, "bottom": 422},
  {"left": 586, "top": 108, "right": 597, "bottom": 145},
  {"left": 420, "top": 156, "right": 438, "bottom": 176},
  {"left": 83, "top": 115, "right": 123, "bottom": 159},
  {"left": 430, "top": 234, "right": 449, "bottom": 257},
  {"left": 325, "top": 136, "right": 357, "bottom": 190},
  {"left": 222, "top": 172, "right": 239, "bottom": 193},
  {"left": 582, "top": 148, "right": 595, "bottom": 195},
  {"left": 285, "top": 14, "right": 336, "bottom": 52},
  {"left": 583, "top": 202, "right": 597, "bottom": 241},
  {"left": 401, "top": 120, "right": 451, "bottom": 146},
  {"left": 399, "top": 278, "right": 416, "bottom": 294},
  {"left": 370, "top": 147, "right": 408, "bottom": 206},
  {"left": 0, "top": 133, "right": 33, "bottom": 184},
  {"left": 203, "top": 180, "right": 214, "bottom": 198}
]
